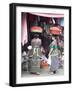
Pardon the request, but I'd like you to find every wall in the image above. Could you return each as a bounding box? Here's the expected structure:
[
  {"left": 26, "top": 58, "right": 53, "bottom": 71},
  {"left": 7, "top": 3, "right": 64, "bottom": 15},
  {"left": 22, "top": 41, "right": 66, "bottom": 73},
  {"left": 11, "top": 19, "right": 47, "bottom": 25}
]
[{"left": 0, "top": 0, "right": 72, "bottom": 90}]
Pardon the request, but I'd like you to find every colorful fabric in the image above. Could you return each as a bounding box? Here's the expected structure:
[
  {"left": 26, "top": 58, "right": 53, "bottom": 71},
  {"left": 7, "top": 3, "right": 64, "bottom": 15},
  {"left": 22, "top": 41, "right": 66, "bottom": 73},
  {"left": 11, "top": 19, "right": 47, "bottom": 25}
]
[
  {"left": 50, "top": 40, "right": 59, "bottom": 56},
  {"left": 31, "top": 26, "right": 43, "bottom": 33},
  {"left": 50, "top": 45, "right": 59, "bottom": 49},
  {"left": 50, "top": 56, "right": 59, "bottom": 71}
]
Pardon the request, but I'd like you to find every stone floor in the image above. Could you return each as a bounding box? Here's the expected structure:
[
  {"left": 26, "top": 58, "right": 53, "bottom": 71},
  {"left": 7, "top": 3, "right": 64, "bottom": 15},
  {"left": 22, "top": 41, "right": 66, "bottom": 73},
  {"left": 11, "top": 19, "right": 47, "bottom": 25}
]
[
  {"left": 21, "top": 55, "right": 64, "bottom": 77},
  {"left": 21, "top": 66, "right": 64, "bottom": 77}
]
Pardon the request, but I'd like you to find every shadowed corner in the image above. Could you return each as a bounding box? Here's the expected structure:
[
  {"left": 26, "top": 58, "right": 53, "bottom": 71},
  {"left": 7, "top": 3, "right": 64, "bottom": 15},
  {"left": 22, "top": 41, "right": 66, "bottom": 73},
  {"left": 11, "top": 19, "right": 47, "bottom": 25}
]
[{"left": 5, "top": 82, "right": 9, "bottom": 86}]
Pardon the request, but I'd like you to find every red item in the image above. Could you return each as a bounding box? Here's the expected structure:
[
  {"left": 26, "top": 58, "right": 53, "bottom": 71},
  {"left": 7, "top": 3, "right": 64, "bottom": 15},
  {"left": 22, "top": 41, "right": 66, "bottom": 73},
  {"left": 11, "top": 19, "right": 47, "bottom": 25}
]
[
  {"left": 49, "top": 26, "right": 62, "bottom": 35},
  {"left": 40, "top": 60, "right": 48, "bottom": 69},
  {"left": 31, "top": 26, "right": 43, "bottom": 33}
]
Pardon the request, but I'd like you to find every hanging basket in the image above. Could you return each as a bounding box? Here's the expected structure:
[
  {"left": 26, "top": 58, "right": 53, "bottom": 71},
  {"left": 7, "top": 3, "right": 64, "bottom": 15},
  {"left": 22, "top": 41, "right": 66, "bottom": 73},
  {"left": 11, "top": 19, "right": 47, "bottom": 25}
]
[{"left": 30, "top": 26, "right": 43, "bottom": 33}]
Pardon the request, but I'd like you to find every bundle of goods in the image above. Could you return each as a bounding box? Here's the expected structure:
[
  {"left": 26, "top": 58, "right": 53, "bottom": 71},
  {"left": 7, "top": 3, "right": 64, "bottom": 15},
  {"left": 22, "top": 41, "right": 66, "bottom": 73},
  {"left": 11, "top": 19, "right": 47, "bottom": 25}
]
[
  {"left": 49, "top": 26, "right": 62, "bottom": 35},
  {"left": 30, "top": 26, "right": 43, "bottom": 33}
]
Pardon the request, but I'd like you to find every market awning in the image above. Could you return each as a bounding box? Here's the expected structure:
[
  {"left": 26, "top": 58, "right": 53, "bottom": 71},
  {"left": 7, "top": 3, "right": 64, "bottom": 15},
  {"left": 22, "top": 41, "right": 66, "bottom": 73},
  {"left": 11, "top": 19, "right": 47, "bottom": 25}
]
[{"left": 29, "top": 13, "right": 64, "bottom": 18}]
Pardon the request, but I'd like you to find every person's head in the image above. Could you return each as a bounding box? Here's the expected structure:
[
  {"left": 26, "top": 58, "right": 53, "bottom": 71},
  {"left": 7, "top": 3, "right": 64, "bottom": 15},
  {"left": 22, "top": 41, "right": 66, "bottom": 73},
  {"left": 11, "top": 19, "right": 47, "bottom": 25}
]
[
  {"left": 52, "top": 35, "right": 58, "bottom": 41},
  {"left": 34, "top": 34, "right": 39, "bottom": 39}
]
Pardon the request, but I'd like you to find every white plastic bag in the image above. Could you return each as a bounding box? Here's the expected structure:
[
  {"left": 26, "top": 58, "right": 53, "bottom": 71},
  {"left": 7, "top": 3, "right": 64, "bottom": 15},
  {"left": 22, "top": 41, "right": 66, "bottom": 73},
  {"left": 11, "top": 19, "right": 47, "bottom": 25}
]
[{"left": 47, "top": 55, "right": 51, "bottom": 65}]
